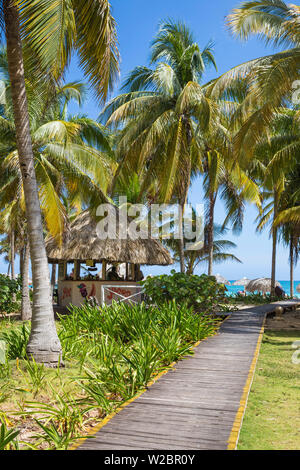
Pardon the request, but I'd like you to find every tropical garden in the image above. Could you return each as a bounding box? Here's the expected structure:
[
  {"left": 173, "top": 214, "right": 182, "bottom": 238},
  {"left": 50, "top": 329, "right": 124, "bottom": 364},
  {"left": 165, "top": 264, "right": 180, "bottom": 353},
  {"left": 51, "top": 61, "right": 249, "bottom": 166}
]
[{"left": 0, "top": 0, "right": 300, "bottom": 450}]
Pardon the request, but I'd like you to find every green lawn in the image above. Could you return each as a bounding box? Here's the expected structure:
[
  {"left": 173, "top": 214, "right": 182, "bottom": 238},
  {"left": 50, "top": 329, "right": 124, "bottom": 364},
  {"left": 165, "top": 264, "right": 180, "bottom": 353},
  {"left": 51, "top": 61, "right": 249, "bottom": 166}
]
[{"left": 238, "top": 330, "right": 300, "bottom": 450}]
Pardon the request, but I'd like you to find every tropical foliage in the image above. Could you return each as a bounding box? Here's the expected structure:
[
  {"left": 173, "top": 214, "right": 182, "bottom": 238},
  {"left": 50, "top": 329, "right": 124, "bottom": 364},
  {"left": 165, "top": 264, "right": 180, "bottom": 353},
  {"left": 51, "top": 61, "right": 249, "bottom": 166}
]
[{"left": 141, "top": 270, "right": 227, "bottom": 312}]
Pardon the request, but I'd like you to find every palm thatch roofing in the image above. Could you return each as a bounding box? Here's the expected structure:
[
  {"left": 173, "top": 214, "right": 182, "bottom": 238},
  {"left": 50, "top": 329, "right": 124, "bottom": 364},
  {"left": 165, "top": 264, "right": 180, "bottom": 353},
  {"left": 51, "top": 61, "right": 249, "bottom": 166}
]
[
  {"left": 46, "top": 208, "right": 173, "bottom": 266},
  {"left": 233, "top": 277, "right": 250, "bottom": 287},
  {"left": 214, "top": 274, "right": 230, "bottom": 285},
  {"left": 246, "top": 278, "right": 282, "bottom": 294},
  {"left": 297, "top": 284, "right": 300, "bottom": 294}
]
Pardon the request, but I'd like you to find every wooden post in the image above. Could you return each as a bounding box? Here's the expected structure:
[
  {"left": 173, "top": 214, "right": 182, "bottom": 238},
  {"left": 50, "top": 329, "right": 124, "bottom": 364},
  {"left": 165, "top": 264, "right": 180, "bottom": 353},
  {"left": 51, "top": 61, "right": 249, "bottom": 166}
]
[
  {"left": 75, "top": 260, "right": 81, "bottom": 280},
  {"left": 131, "top": 263, "right": 135, "bottom": 281},
  {"left": 58, "top": 262, "right": 66, "bottom": 281},
  {"left": 102, "top": 261, "right": 107, "bottom": 280}
]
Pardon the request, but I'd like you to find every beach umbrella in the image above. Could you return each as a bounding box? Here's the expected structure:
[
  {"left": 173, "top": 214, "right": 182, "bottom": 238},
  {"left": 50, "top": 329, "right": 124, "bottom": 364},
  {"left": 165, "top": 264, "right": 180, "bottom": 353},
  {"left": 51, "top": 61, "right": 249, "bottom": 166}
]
[
  {"left": 214, "top": 274, "right": 230, "bottom": 285},
  {"left": 233, "top": 277, "right": 250, "bottom": 287},
  {"left": 246, "top": 278, "right": 282, "bottom": 294},
  {"left": 296, "top": 284, "right": 300, "bottom": 293}
]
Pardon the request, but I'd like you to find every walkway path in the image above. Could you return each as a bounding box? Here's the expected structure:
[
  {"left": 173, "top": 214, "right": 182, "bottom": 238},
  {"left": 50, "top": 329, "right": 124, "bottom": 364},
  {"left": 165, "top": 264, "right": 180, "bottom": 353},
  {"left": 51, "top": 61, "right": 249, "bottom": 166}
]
[{"left": 78, "top": 301, "right": 299, "bottom": 450}]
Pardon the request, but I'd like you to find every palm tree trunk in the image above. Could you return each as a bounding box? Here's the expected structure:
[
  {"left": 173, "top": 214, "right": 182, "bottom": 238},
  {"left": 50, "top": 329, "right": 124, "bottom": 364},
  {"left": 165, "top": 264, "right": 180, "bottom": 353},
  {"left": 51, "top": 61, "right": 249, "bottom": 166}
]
[
  {"left": 51, "top": 264, "right": 57, "bottom": 302},
  {"left": 207, "top": 191, "right": 216, "bottom": 276},
  {"left": 271, "top": 189, "right": 278, "bottom": 296},
  {"left": 4, "top": 1, "right": 62, "bottom": 365},
  {"left": 10, "top": 229, "right": 15, "bottom": 280},
  {"left": 178, "top": 202, "right": 185, "bottom": 273},
  {"left": 290, "top": 235, "right": 294, "bottom": 298},
  {"left": 21, "top": 241, "right": 32, "bottom": 321}
]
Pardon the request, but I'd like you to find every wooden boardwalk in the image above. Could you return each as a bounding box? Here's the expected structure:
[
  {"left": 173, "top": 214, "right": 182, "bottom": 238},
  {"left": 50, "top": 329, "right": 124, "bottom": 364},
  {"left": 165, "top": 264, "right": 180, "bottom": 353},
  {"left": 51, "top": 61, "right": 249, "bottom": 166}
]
[{"left": 77, "top": 301, "right": 299, "bottom": 450}]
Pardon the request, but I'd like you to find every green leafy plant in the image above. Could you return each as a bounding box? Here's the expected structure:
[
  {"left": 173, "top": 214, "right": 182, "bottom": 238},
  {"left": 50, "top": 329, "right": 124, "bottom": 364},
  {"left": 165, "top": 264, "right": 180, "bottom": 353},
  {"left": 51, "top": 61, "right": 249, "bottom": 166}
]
[
  {"left": 0, "top": 274, "right": 21, "bottom": 314},
  {"left": 0, "top": 324, "right": 30, "bottom": 359},
  {"left": 0, "top": 420, "right": 20, "bottom": 450},
  {"left": 16, "top": 358, "right": 46, "bottom": 397},
  {"left": 141, "top": 270, "right": 226, "bottom": 312},
  {"left": 32, "top": 419, "right": 89, "bottom": 450}
]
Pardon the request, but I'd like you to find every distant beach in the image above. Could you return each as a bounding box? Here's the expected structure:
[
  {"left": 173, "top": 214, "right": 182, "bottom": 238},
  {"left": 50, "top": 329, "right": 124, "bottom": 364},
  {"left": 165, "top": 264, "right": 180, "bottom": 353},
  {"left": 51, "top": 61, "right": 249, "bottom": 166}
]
[{"left": 227, "top": 281, "right": 300, "bottom": 298}]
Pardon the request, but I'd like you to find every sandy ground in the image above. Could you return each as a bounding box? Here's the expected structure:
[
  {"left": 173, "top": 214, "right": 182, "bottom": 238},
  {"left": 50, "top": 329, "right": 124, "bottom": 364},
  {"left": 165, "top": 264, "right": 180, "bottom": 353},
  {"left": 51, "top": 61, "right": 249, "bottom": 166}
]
[{"left": 266, "top": 308, "right": 300, "bottom": 330}]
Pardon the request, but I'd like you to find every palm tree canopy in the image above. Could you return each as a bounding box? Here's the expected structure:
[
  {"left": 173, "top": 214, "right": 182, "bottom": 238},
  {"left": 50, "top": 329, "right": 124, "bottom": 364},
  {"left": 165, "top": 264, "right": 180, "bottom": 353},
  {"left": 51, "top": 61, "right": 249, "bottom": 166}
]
[
  {"left": 0, "top": 52, "right": 116, "bottom": 244},
  {"left": 101, "top": 19, "right": 221, "bottom": 204},
  {"left": 16, "top": 0, "right": 120, "bottom": 103}
]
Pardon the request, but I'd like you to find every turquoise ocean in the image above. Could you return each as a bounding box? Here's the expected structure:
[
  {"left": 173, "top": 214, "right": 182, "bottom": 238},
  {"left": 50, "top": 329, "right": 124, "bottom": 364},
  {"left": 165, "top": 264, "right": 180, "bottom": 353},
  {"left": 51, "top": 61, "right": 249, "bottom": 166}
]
[{"left": 227, "top": 280, "right": 300, "bottom": 298}]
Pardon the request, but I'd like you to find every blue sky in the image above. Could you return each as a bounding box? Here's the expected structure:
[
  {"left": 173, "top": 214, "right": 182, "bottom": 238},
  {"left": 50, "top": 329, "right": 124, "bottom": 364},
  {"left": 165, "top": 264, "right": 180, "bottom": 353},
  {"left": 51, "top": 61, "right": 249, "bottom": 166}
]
[{"left": 1, "top": 1, "right": 297, "bottom": 280}]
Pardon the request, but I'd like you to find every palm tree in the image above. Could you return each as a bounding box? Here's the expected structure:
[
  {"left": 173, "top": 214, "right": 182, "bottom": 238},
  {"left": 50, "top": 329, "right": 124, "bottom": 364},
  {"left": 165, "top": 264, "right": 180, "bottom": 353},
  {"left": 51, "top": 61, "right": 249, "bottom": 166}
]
[
  {"left": 165, "top": 218, "right": 241, "bottom": 275},
  {"left": 0, "top": 75, "right": 115, "bottom": 316},
  {"left": 209, "top": 1, "right": 300, "bottom": 161},
  {"left": 250, "top": 109, "right": 300, "bottom": 294},
  {"left": 0, "top": 78, "right": 115, "bottom": 244},
  {"left": 274, "top": 161, "right": 300, "bottom": 296},
  {"left": 102, "top": 19, "right": 219, "bottom": 272},
  {"left": 2, "top": 0, "right": 119, "bottom": 364}
]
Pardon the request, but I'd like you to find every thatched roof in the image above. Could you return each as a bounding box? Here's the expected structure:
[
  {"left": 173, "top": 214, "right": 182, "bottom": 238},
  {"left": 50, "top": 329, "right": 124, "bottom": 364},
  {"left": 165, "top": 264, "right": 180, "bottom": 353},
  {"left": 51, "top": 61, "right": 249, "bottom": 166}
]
[
  {"left": 46, "top": 208, "right": 173, "bottom": 266},
  {"left": 246, "top": 278, "right": 282, "bottom": 294},
  {"left": 214, "top": 274, "right": 230, "bottom": 285},
  {"left": 233, "top": 277, "right": 250, "bottom": 286}
]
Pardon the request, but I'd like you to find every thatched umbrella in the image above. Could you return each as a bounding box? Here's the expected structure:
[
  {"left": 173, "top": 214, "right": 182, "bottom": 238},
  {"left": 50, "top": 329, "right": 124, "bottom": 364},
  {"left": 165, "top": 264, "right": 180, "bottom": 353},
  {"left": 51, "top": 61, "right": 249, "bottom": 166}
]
[
  {"left": 296, "top": 284, "right": 300, "bottom": 293},
  {"left": 246, "top": 278, "right": 282, "bottom": 294},
  {"left": 46, "top": 208, "right": 173, "bottom": 266},
  {"left": 214, "top": 274, "right": 230, "bottom": 285},
  {"left": 233, "top": 277, "right": 250, "bottom": 287}
]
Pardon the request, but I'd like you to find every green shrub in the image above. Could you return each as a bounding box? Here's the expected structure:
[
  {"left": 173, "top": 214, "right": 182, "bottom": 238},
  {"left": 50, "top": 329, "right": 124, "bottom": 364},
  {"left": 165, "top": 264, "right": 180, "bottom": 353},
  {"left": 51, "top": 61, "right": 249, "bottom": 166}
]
[
  {"left": 0, "top": 274, "right": 21, "bottom": 314},
  {"left": 141, "top": 270, "right": 226, "bottom": 312}
]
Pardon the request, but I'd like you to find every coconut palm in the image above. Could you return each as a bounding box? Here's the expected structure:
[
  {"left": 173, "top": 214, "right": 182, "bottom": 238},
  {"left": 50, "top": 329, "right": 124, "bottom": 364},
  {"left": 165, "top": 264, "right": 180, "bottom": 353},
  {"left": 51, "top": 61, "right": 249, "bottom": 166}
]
[
  {"left": 0, "top": 77, "right": 115, "bottom": 244},
  {"left": 209, "top": 1, "right": 300, "bottom": 162},
  {"left": 101, "top": 19, "right": 221, "bottom": 272},
  {"left": 249, "top": 109, "right": 300, "bottom": 294},
  {"left": 0, "top": 75, "right": 116, "bottom": 315},
  {"left": 273, "top": 160, "right": 300, "bottom": 296},
  {"left": 203, "top": 147, "right": 261, "bottom": 275},
  {"left": 165, "top": 219, "right": 241, "bottom": 275},
  {"left": 1, "top": 0, "right": 119, "bottom": 364}
]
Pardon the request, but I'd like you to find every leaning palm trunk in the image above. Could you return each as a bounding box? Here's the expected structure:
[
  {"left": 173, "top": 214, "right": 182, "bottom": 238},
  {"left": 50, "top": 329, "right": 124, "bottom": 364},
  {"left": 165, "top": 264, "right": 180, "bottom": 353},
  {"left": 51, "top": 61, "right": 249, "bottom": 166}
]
[
  {"left": 178, "top": 203, "right": 185, "bottom": 274},
  {"left": 21, "top": 241, "right": 32, "bottom": 321},
  {"left": 207, "top": 191, "right": 215, "bottom": 276},
  {"left": 4, "top": 1, "right": 62, "bottom": 365},
  {"left": 271, "top": 190, "right": 278, "bottom": 296},
  {"left": 10, "top": 229, "right": 15, "bottom": 280},
  {"left": 290, "top": 235, "right": 294, "bottom": 298}
]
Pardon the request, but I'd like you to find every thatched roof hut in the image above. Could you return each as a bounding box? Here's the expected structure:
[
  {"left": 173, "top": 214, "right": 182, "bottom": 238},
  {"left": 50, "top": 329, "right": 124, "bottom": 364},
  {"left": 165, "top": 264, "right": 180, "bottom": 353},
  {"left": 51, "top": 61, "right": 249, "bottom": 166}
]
[
  {"left": 246, "top": 278, "right": 282, "bottom": 294},
  {"left": 46, "top": 208, "right": 173, "bottom": 266}
]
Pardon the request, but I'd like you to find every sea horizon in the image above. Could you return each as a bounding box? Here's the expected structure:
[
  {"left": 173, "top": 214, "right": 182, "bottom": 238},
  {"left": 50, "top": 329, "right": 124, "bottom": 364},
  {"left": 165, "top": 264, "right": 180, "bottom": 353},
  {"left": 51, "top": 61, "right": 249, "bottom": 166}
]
[{"left": 227, "top": 280, "right": 300, "bottom": 298}]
